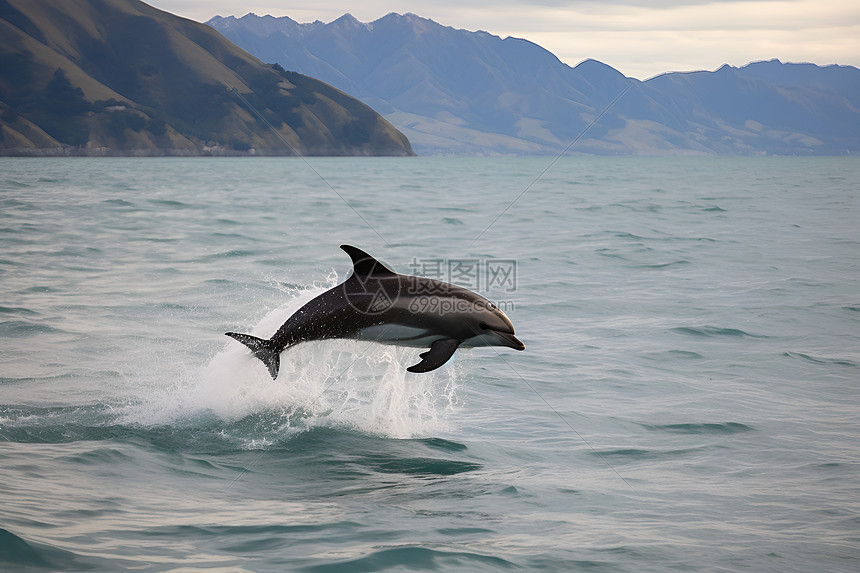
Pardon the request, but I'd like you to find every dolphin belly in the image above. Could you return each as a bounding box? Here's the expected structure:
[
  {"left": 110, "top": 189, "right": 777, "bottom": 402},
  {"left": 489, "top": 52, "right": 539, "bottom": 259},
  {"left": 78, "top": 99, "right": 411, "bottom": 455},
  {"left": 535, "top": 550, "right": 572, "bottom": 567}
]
[{"left": 356, "top": 324, "right": 443, "bottom": 347}]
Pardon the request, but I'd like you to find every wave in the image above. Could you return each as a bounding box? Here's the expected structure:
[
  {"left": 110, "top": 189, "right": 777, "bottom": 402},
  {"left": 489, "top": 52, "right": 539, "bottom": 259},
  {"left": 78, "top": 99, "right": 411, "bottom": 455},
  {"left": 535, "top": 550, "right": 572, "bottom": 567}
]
[
  {"left": 0, "top": 306, "right": 39, "bottom": 316},
  {"left": 194, "top": 249, "right": 262, "bottom": 261},
  {"left": 210, "top": 232, "right": 261, "bottom": 242},
  {"left": 783, "top": 352, "right": 858, "bottom": 368},
  {"left": 419, "top": 437, "right": 468, "bottom": 452},
  {"left": 0, "top": 320, "right": 64, "bottom": 336},
  {"left": 1, "top": 179, "right": 32, "bottom": 189},
  {"left": 101, "top": 198, "right": 136, "bottom": 207},
  {"left": 0, "top": 528, "right": 108, "bottom": 571},
  {"left": 640, "top": 422, "right": 755, "bottom": 435},
  {"left": 588, "top": 446, "right": 707, "bottom": 460},
  {"left": 0, "top": 406, "right": 480, "bottom": 484},
  {"left": 50, "top": 246, "right": 104, "bottom": 258},
  {"left": 0, "top": 404, "right": 217, "bottom": 448},
  {"left": 648, "top": 350, "right": 705, "bottom": 360},
  {"left": 364, "top": 457, "right": 479, "bottom": 476},
  {"left": 147, "top": 199, "right": 192, "bottom": 209},
  {"left": 602, "top": 231, "right": 717, "bottom": 243},
  {"left": 670, "top": 326, "right": 766, "bottom": 338},
  {"left": 637, "top": 260, "right": 692, "bottom": 270},
  {"left": 301, "top": 546, "right": 517, "bottom": 572},
  {"left": 294, "top": 432, "right": 481, "bottom": 477}
]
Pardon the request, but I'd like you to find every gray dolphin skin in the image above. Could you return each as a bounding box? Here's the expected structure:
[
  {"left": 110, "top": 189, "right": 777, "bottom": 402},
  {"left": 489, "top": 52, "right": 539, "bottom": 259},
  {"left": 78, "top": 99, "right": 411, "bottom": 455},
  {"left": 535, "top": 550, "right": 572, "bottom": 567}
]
[{"left": 226, "top": 244, "right": 525, "bottom": 379}]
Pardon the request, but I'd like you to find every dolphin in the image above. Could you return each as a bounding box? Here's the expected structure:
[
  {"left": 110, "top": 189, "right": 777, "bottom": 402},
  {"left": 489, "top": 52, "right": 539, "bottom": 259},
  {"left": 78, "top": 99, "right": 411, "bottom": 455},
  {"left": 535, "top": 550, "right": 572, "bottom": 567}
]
[{"left": 226, "top": 244, "right": 524, "bottom": 379}]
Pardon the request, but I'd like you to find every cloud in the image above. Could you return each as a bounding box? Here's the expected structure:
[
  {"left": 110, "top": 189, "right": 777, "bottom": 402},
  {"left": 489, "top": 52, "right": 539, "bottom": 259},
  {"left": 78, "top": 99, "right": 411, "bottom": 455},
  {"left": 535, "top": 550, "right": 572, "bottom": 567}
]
[{"left": 444, "top": 0, "right": 860, "bottom": 77}]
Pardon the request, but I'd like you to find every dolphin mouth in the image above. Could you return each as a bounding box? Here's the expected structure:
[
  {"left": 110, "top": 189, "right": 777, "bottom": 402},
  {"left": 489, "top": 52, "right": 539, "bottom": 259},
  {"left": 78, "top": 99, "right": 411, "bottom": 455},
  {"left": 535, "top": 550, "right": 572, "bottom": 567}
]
[{"left": 494, "top": 330, "right": 525, "bottom": 351}]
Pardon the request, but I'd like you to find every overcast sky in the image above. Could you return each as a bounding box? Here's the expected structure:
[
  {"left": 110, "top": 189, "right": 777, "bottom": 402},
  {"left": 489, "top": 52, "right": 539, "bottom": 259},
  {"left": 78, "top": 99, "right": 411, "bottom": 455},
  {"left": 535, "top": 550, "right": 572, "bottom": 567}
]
[{"left": 148, "top": 0, "right": 860, "bottom": 80}]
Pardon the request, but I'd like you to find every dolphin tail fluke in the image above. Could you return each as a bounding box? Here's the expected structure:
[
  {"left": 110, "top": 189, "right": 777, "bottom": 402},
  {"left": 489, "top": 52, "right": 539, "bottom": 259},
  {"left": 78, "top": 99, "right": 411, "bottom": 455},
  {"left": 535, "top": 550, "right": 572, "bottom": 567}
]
[{"left": 225, "top": 332, "right": 280, "bottom": 379}]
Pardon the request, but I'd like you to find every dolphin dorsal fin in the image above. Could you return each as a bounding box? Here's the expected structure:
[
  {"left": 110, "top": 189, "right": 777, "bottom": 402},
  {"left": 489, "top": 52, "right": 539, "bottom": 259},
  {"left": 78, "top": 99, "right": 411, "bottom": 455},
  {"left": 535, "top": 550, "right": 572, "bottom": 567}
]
[{"left": 340, "top": 244, "right": 397, "bottom": 278}]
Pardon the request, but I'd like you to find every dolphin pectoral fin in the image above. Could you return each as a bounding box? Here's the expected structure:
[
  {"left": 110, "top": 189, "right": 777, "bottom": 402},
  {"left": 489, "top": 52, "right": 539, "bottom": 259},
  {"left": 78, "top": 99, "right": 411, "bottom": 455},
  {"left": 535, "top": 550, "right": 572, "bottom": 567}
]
[
  {"left": 226, "top": 332, "right": 280, "bottom": 380},
  {"left": 407, "top": 339, "right": 462, "bottom": 373}
]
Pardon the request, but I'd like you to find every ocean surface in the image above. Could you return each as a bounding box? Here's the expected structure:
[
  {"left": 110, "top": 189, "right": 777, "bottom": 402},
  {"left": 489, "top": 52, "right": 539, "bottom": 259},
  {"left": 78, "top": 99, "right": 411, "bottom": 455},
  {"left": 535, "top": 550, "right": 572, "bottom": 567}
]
[{"left": 1, "top": 156, "right": 858, "bottom": 572}]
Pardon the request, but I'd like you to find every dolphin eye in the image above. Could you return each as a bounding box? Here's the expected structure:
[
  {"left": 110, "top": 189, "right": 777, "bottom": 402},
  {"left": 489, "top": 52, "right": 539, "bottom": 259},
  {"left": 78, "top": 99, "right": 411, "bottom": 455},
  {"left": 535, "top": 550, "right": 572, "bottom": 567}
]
[{"left": 479, "top": 322, "right": 489, "bottom": 330}]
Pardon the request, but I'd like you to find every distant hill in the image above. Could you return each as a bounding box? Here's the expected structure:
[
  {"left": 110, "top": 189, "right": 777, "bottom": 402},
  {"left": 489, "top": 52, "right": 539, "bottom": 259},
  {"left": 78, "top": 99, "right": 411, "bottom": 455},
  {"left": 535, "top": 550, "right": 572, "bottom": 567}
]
[
  {"left": 209, "top": 12, "right": 860, "bottom": 156},
  {"left": 0, "top": 0, "right": 414, "bottom": 156}
]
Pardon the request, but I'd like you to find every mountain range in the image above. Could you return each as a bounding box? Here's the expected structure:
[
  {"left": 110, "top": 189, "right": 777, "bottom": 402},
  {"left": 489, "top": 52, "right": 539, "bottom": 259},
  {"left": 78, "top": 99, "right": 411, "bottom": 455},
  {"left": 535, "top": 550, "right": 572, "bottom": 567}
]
[
  {"left": 209, "top": 12, "right": 860, "bottom": 156},
  {"left": 0, "top": 0, "right": 413, "bottom": 156}
]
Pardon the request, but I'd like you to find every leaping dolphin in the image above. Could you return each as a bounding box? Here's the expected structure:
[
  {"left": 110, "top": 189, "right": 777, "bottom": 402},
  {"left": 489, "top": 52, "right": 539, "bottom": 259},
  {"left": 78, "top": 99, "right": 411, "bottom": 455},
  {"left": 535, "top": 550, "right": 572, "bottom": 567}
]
[{"left": 226, "top": 244, "right": 524, "bottom": 378}]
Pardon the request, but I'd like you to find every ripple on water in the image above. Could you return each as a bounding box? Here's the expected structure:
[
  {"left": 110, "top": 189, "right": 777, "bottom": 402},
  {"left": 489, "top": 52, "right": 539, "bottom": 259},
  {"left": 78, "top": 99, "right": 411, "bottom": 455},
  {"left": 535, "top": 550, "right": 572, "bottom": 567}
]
[{"left": 301, "top": 546, "right": 517, "bottom": 572}]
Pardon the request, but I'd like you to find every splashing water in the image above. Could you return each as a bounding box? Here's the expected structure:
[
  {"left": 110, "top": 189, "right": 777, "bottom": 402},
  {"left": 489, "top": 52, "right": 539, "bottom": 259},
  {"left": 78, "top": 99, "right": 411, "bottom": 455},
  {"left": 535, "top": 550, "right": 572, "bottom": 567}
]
[{"left": 120, "top": 277, "right": 462, "bottom": 442}]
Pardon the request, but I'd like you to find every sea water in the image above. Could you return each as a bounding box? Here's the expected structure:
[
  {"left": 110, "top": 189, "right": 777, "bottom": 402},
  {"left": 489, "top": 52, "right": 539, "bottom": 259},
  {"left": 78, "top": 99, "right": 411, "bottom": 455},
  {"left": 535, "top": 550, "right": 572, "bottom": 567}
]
[{"left": 1, "top": 156, "right": 858, "bottom": 571}]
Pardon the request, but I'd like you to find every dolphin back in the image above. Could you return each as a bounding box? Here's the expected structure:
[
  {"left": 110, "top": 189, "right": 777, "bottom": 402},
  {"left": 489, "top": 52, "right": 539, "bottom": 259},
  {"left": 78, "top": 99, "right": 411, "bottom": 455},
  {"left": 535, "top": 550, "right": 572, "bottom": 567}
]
[{"left": 225, "top": 332, "right": 280, "bottom": 379}]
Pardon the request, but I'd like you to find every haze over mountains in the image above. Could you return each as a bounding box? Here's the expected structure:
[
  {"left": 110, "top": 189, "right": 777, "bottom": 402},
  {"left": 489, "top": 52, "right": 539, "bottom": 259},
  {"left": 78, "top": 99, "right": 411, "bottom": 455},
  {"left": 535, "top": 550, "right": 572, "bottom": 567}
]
[
  {"left": 209, "top": 12, "right": 860, "bottom": 156},
  {"left": 0, "top": 0, "right": 413, "bottom": 156}
]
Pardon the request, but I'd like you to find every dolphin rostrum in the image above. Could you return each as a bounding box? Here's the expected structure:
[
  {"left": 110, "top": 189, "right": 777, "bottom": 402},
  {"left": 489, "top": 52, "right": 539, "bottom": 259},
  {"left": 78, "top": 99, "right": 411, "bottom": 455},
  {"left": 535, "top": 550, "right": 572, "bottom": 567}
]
[{"left": 226, "top": 245, "right": 524, "bottom": 379}]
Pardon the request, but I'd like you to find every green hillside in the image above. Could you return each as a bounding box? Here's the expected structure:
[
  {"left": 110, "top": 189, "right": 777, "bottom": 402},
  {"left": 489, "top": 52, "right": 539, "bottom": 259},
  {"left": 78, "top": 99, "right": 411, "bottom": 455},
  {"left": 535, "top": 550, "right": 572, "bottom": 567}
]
[{"left": 0, "top": 0, "right": 414, "bottom": 156}]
